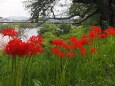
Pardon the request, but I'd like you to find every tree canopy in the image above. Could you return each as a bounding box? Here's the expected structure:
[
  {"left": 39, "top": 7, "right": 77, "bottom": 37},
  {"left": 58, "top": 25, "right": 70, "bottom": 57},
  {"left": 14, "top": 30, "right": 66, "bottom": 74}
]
[
  {"left": 24, "top": 0, "right": 58, "bottom": 22},
  {"left": 24, "top": 0, "right": 98, "bottom": 24}
]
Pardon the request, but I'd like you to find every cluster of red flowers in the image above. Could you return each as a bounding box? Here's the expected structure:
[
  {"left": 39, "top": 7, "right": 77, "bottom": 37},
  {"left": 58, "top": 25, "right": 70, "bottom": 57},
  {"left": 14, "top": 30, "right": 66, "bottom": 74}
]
[
  {"left": 51, "top": 26, "right": 115, "bottom": 58},
  {"left": 51, "top": 37, "right": 96, "bottom": 58},
  {"left": 1, "top": 28, "right": 18, "bottom": 38},
  {"left": 52, "top": 48, "right": 75, "bottom": 58},
  {"left": 88, "top": 26, "right": 115, "bottom": 39},
  {"left": 4, "top": 36, "right": 43, "bottom": 58},
  {"left": 0, "top": 26, "right": 115, "bottom": 58},
  {"left": 1, "top": 28, "right": 43, "bottom": 58}
]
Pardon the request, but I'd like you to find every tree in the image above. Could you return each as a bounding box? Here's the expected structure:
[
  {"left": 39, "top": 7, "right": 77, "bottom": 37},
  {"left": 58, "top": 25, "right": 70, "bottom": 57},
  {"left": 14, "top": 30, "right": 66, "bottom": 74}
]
[
  {"left": 24, "top": 0, "right": 115, "bottom": 29},
  {"left": 25, "top": 0, "right": 93, "bottom": 24},
  {"left": 24, "top": 0, "right": 57, "bottom": 22},
  {"left": 72, "top": 0, "right": 115, "bottom": 29},
  {"left": 69, "top": 3, "right": 98, "bottom": 24}
]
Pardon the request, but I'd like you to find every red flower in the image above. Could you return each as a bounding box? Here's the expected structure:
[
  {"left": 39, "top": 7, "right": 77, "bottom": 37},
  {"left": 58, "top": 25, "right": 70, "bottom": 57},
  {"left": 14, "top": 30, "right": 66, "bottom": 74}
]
[
  {"left": 52, "top": 48, "right": 60, "bottom": 55},
  {"left": 100, "top": 33, "right": 107, "bottom": 38},
  {"left": 79, "top": 47, "right": 86, "bottom": 51},
  {"left": 75, "top": 42, "right": 83, "bottom": 49},
  {"left": 80, "top": 47, "right": 86, "bottom": 55},
  {"left": 91, "top": 26, "right": 102, "bottom": 33},
  {"left": 52, "top": 48, "right": 65, "bottom": 58},
  {"left": 88, "top": 31, "right": 97, "bottom": 39},
  {"left": 57, "top": 52, "right": 65, "bottom": 58},
  {"left": 52, "top": 39, "right": 66, "bottom": 48},
  {"left": 28, "top": 35, "right": 43, "bottom": 45},
  {"left": 27, "top": 42, "right": 42, "bottom": 56},
  {"left": 81, "top": 35, "right": 88, "bottom": 39},
  {"left": 4, "top": 38, "right": 42, "bottom": 58},
  {"left": 2, "top": 28, "right": 17, "bottom": 37},
  {"left": 4, "top": 39, "right": 28, "bottom": 57},
  {"left": 65, "top": 52, "right": 75, "bottom": 58},
  {"left": 69, "top": 37, "right": 78, "bottom": 44},
  {"left": 69, "top": 37, "right": 83, "bottom": 49},
  {"left": 79, "top": 38, "right": 91, "bottom": 45},
  {"left": 65, "top": 44, "right": 75, "bottom": 50},
  {"left": 80, "top": 50, "right": 86, "bottom": 55},
  {"left": 104, "top": 28, "right": 115, "bottom": 35},
  {"left": 90, "top": 48, "right": 97, "bottom": 53}
]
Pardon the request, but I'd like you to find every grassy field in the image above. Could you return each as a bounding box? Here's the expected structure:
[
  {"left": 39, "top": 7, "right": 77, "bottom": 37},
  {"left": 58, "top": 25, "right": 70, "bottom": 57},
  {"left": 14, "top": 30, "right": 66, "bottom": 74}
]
[{"left": 0, "top": 25, "right": 115, "bottom": 86}]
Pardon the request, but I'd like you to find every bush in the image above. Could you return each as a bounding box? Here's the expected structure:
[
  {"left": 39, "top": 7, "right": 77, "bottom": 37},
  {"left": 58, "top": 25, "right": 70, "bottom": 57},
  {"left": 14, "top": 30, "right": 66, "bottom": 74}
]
[
  {"left": 58, "top": 23, "right": 71, "bottom": 34},
  {"left": 39, "top": 23, "right": 57, "bottom": 36}
]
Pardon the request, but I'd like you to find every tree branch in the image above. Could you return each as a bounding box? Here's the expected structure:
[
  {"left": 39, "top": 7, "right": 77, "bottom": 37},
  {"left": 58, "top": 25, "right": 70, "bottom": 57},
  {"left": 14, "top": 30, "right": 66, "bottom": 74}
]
[
  {"left": 79, "top": 9, "right": 99, "bottom": 24},
  {"left": 35, "top": 9, "right": 99, "bottom": 26}
]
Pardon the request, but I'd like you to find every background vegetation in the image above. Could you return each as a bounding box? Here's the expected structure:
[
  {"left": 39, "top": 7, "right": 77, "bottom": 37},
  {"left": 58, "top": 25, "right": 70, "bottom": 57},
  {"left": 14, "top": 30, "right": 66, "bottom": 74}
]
[{"left": 0, "top": 23, "right": 115, "bottom": 86}]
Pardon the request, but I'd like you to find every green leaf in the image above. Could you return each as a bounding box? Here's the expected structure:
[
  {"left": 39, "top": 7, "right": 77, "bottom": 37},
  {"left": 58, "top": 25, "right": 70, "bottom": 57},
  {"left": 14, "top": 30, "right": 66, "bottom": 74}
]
[{"left": 32, "top": 79, "right": 42, "bottom": 86}]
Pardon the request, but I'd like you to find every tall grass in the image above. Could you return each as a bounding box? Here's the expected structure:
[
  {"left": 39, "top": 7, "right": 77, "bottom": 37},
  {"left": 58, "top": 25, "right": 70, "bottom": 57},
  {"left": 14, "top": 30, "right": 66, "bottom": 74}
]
[{"left": 0, "top": 26, "right": 115, "bottom": 86}]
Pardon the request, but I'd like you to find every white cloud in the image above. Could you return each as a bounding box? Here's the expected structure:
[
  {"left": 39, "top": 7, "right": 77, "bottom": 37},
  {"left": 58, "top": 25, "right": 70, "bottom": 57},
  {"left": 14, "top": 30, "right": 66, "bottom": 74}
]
[{"left": 0, "top": 0, "right": 30, "bottom": 17}]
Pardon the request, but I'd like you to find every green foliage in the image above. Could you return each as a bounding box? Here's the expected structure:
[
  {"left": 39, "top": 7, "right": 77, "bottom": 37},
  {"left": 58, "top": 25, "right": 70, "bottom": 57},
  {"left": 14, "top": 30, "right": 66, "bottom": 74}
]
[
  {"left": 70, "top": 26, "right": 86, "bottom": 37},
  {"left": 23, "top": 35, "right": 115, "bottom": 86},
  {"left": 43, "top": 32, "right": 56, "bottom": 47},
  {"left": 69, "top": 3, "right": 97, "bottom": 17},
  {"left": 1, "top": 25, "right": 115, "bottom": 86},
  {"left": 0, "top": 23, "right": 39, "bottom": 29},
  {"left": 59, "top": 25, "right": 90, "bottom": 39},
  {"left": 24, "top": 0, "right": 56, "bottom": 22},
  {"left": 69, "top": 3, "right": 99, "bottom": 26},
  {"left": 39, "top": 23, "right": 57, "bottom": 36},
  {"left": 82, "top": 14, "right": 100, "bottom": 25},
  {"left": 58, "top": 23, "right": 71, "bottom": 35},
  {"left": 0, "top": 24, "right": 14, "bottom": 29},
  {"left": 18, "top": 23, "right": 37, "bottom": 28},
  {"left": 32, "top": 79, "right": 42, "bottom": 86}
]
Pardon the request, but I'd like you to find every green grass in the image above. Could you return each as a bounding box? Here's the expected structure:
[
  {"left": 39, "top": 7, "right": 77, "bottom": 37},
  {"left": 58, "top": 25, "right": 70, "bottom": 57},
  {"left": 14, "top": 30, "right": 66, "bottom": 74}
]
[{"left": 0, "top": 26, "right": 115, "bottom": 86}]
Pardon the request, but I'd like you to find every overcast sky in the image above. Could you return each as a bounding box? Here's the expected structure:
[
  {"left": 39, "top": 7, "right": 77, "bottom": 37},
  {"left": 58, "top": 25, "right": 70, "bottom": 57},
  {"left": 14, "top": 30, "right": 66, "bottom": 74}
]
[
  {"left": 0, "top": 0, "right": 30, "bottom": 17},
  {"left": 0, "top": 0, "right": 72, "bottom": 18},
  {"left": 54, "top": 0, "right": 72, "bottom": 17}
]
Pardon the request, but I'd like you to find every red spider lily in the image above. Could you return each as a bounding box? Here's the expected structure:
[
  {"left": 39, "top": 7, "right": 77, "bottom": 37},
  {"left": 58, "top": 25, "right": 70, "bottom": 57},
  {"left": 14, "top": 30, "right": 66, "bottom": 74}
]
[
  {"left": 75, "top": 42, "right": 83, "bottom": 49},
  {"left": 91, "top": 26, "right": 102, "bottom": 33},
  {"left": 65, "top": 52, "right": 75, "bottom": 58},
  {"left": 81, "top": 35, "right": 88, "bottom": 39},
  {"left": 52, "top": 48, "right": 61, "bottom": 55},
  {"left": 100, "top": 33, "right": 107, "bottom": 38},
  {"left": 65, "top": 44, "right": 75, "bottom": 50},
  {"left": 69, "top": 37, "right": 83, "bottom": 49},
  {"left": 27, "top": 42, "right": 42, "bottom": 56},
  {"left": 104, "top": 28, "right": 115, "bottom": 35},
  {"left": 57, "top": 52, "right": 65, "bottom": 58},
  {"left": 2, "top": 28, "right": 18, "bottom": 37},
  {"left": 88, "top": 31, "right": 98, "bottom": 39},
  {"left": 4, "top": 39, "right": 28, "bottom": 58},
  {"left": 79, "top": 38, "right": 91, "bottom": 45},
  {"left": 80, "top": 50, "right": 86, "bottom": 55},
  {"left": 80, "top": 35, "right": 91, "bottom": 45},
  {"left": 90, "top": 48, "right": 97, "bottom": 53},
  {"left": 52, "top": 39, "right": 66, "bottom": 48},
  {"left": 80, "top": 47, "right": 86, "bottom": 55},
  {"left": 4, "top": 38, "right": 42, "bottom": 58},
  {"left": 52, "top": 48, "right": 66, "bottom": 58},
  {"left": 27, "top": 35, "right": 43, "bottom": 45},
  {"left": 79, "top": 47, "right": 86, "bottom": 51},
  {"left": 69, "top": 37, "right": 78, "bottom": 44}
]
